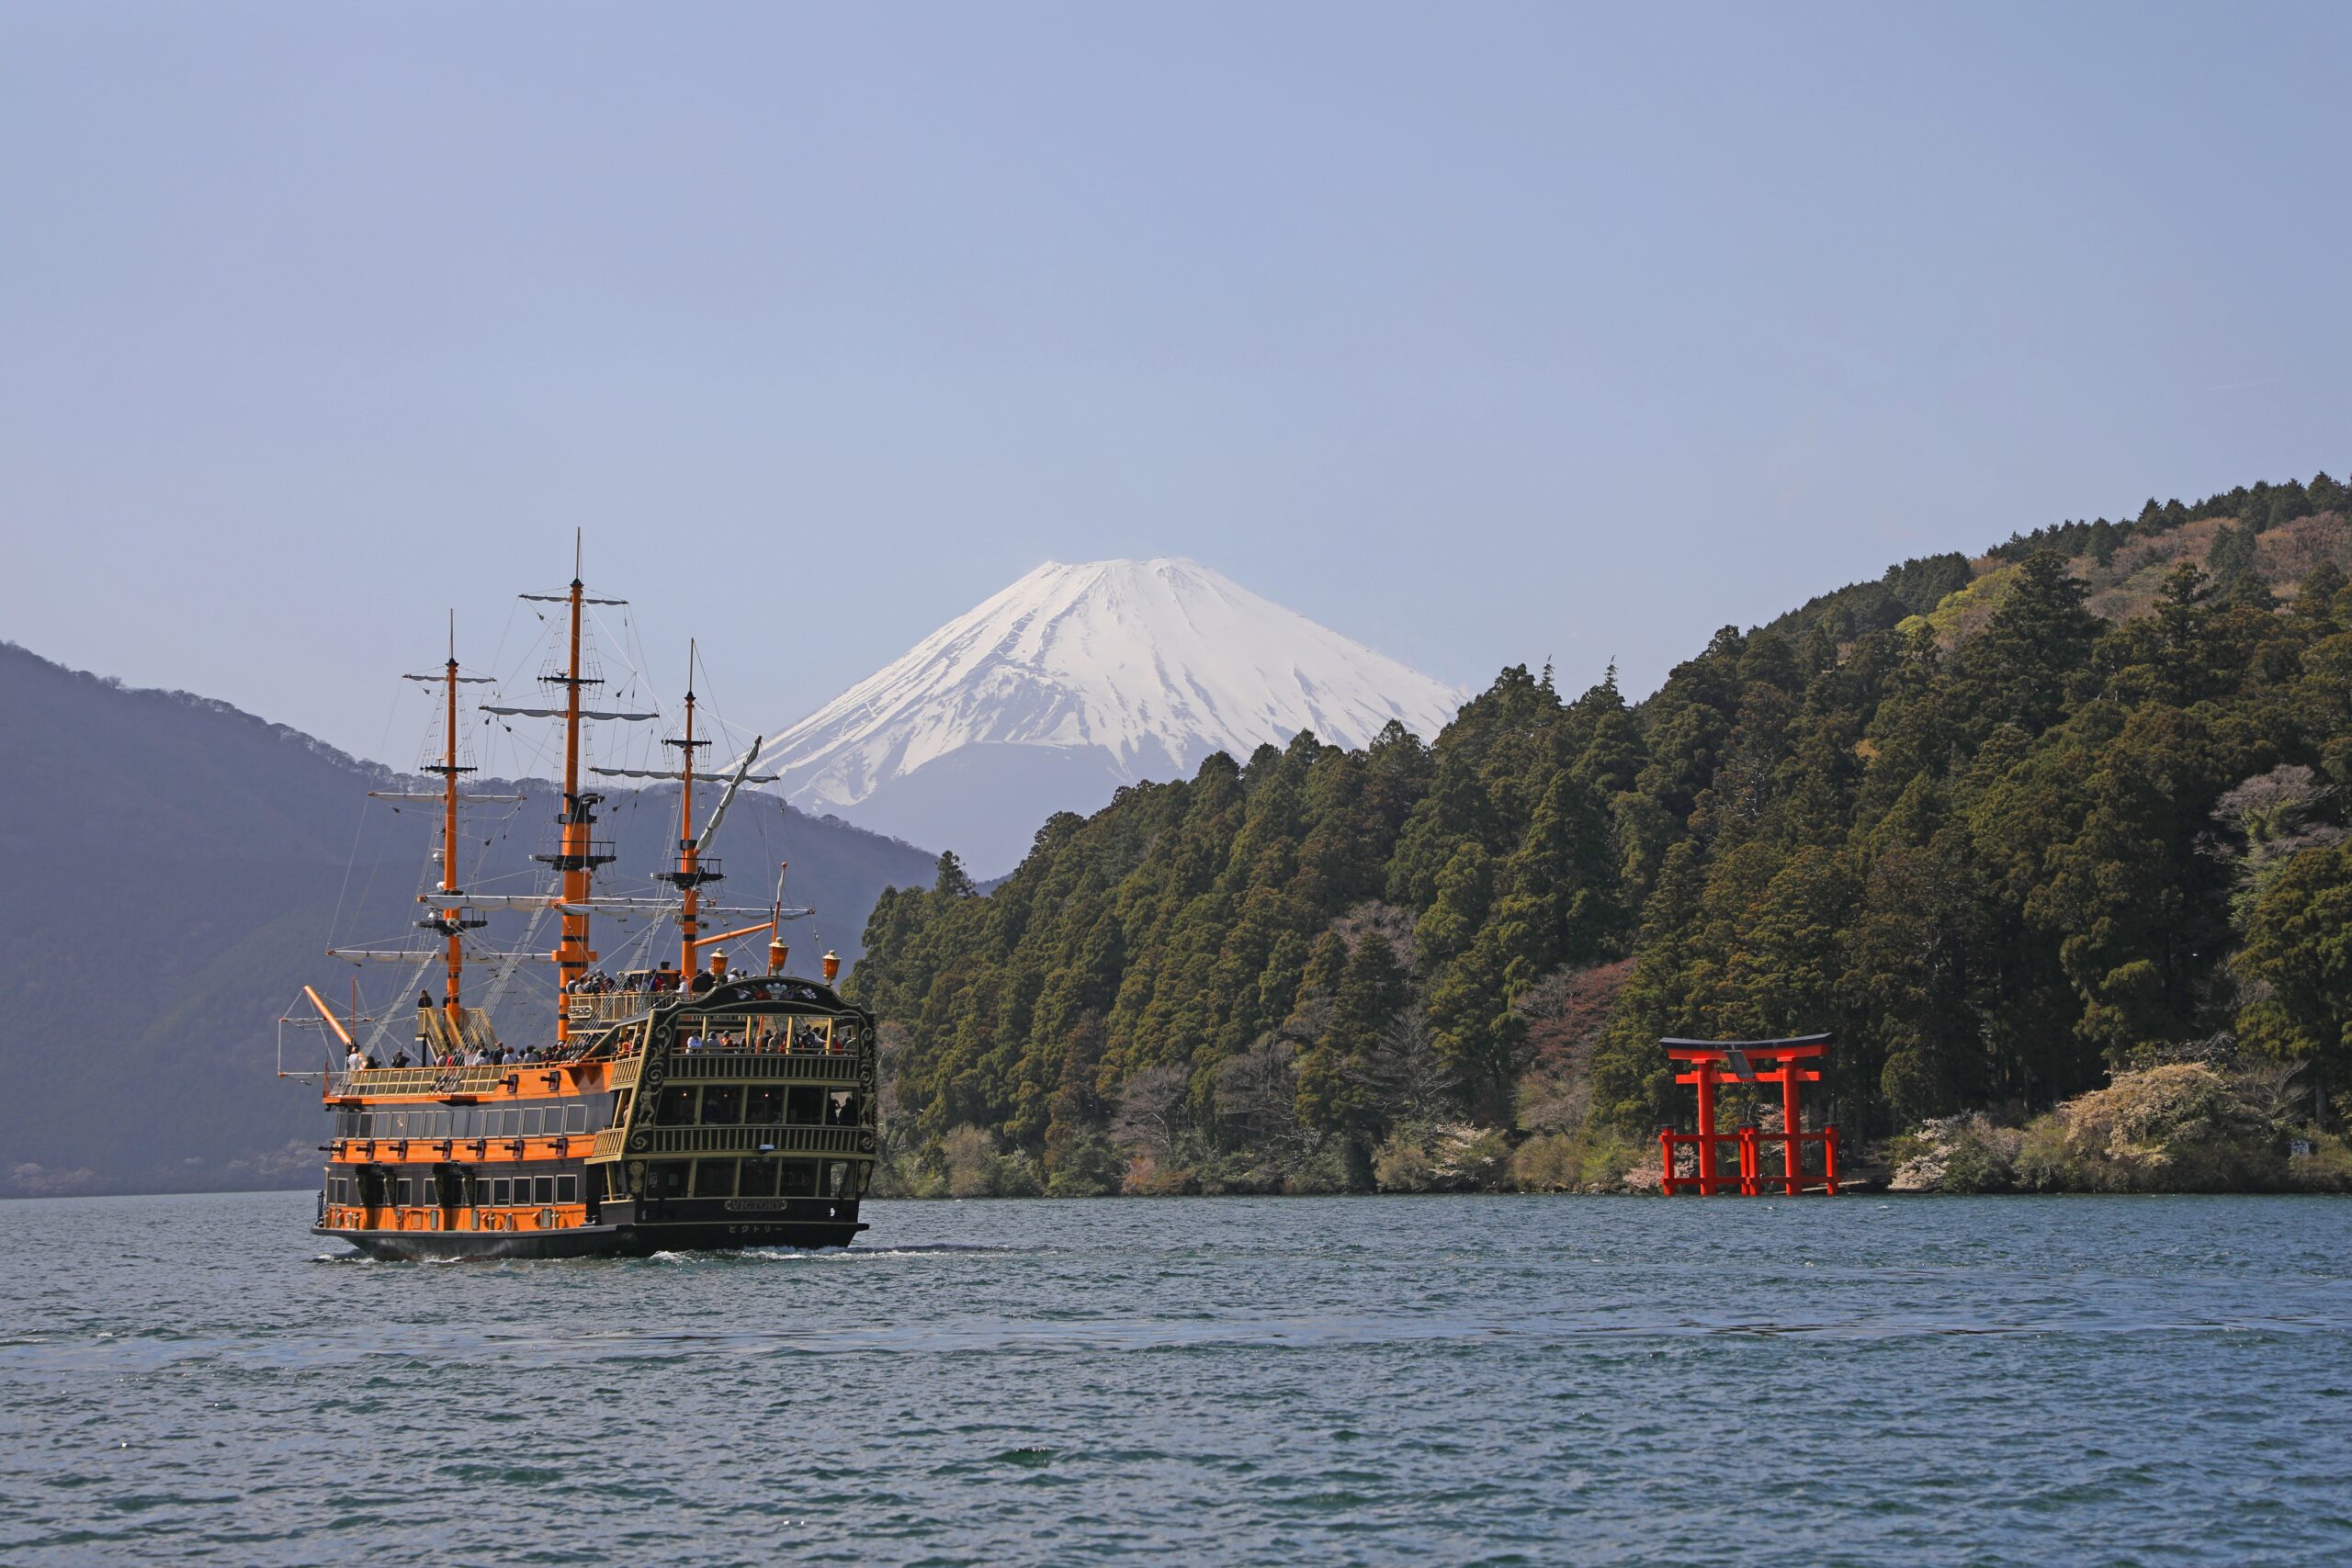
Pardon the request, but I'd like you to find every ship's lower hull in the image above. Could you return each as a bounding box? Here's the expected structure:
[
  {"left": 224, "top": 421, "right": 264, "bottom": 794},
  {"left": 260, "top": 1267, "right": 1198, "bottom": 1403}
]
[{"left": 316, "top": 1206, "right": 865, "bottom": 1260}]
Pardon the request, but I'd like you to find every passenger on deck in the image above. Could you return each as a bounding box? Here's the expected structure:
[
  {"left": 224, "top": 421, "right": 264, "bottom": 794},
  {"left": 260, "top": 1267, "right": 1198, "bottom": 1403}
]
[
  {"left": 391, "top": 1048, "right": 412, "bottom": 1068},
  {"left": 345, "top": 1045, "right": 366, "bottom": 1075},
  {"left": 684, "top": 1032, "right": 703, "bottom": 1053}
]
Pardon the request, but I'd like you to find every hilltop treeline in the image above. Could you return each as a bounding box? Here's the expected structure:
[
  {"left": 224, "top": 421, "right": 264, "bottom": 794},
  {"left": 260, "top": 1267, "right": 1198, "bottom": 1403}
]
[{"left": 849, "top": 475, "right": 2352, "bottom": 1194}]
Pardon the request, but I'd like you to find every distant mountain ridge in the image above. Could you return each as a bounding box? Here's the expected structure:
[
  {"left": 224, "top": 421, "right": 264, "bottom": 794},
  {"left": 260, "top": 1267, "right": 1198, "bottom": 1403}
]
[
  {"left": 755, "top": 558, "right": 1464, "bottom": 871},
  {"left": 0, "top": 641, "right": 938, "bottom": 1198}
]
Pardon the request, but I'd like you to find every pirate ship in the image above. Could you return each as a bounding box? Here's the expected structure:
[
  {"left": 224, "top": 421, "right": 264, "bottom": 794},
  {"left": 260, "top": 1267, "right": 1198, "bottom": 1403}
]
[{"left": 290, "top": 551, "right": 879, "bottom": 1258}]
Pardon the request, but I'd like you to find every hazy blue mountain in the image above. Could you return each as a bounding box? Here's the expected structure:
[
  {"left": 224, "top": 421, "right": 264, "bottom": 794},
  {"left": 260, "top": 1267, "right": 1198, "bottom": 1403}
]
[{"left": 0, "top": 641, "right": 937, "bottom": 1197}]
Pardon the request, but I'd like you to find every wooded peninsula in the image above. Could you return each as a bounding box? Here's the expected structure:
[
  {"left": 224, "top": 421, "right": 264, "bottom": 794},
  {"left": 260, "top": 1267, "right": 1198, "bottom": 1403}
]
[{"left": 850, "top": 475, "right": 2352, "bottom": 1197}]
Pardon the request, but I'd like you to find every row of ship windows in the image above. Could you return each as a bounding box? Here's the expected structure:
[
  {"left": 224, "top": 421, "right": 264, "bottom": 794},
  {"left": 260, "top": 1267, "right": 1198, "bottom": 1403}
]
[
  {"left": 635, "top": 1166, "right": 865, "bottom": 1203},
  {"left": 637, "top": 1159, "right": 866, "bottom": 1200},
  {"left": 655, "top": 1085, "right": 860, "bottom": 1126},
  {"left": 324, "top": 1160, "right": 865, "bottom": 1206},
  {"left": 326, "top": 1173, "right": 581, "bottom": 1207},
  {"left": 334, "top": 1101, "right": 609, "bottom": 1139}
]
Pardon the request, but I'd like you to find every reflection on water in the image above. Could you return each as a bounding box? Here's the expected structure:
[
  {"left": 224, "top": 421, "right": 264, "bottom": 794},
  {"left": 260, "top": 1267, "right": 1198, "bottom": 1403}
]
[{"left": 2, "top": 1191, "right": 2348, "bottom": 1564}]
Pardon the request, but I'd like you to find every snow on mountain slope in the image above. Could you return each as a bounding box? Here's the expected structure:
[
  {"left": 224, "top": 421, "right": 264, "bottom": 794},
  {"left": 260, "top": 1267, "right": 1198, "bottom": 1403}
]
[{"left": 754, "top": 558, "right": 1463, "bottom": 871}]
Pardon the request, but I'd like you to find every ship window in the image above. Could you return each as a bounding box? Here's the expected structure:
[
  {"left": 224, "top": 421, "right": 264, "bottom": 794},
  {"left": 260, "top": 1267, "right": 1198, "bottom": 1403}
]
[
  {"left": 701, "top": 1086, "right": 741, "bottom": 1125},
  {"left": 650, "top": 1162, "right": 690, "bottom": 1197},
  {"left": 829, "top": 1091, "right": 854, "bottom": 1125},
  {"left": 779, "top": 1162, "right": 816, "bottom": 1197},
  {"left": 523, "top": 1108, "right": 547, "bottom": 1136},
  {"left": 694, "top": 1161, "right": 736, "bottom": 1198},
  {"left": 492, "top": 1179, "right": 512, "bottom": 1205},
  {"left": 658, "top": 1087, "right": 697, "bottom": 1125},
  {"left": 556, "top": 1174, "right": 578, "bottom": 1204},
  {"left": 744, "top": 1087, "right": 781, "bottom": 1124},
  {"left": 827, "top": 1162, "right": 848, "bottom": 1198},
  {"left": 533, "top": 1176, "right": 555, "bottom": 1205},
  {"left": 739, "top": 1159, "right": 777, "bottom": 1197},
  {"left": 786, "top": 1087, "right": 824, "bottom": 1125},
  {"left": 565, "top": 1104, "right": 589, "bottom": 1134}
]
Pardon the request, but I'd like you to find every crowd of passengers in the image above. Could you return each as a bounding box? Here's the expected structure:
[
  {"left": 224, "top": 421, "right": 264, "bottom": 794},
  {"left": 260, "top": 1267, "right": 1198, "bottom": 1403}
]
[
  {"left": 344, "top": 1037, "right": 571, "bottom": 1073},
  {"left": 679, "top": 1022, "right": 836, "bottom": 1054},
  {"left": 563, "top": 960, "right": 758, "bottom": 998},
  {"left": 336, "top": 985, "right": 851, "bottom": 1075}
]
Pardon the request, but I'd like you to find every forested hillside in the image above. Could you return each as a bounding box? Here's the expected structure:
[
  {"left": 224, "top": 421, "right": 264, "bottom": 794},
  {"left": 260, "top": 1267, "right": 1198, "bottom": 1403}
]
[{"left": 850, "top": 474, "right": 2352, "bottom": 1195}]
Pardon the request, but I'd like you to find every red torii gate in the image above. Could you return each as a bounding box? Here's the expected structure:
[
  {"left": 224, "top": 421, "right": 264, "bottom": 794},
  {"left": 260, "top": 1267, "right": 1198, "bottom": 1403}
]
[{"left": 1658, "top": 1034, "right": 1840, "bottom": 1196}]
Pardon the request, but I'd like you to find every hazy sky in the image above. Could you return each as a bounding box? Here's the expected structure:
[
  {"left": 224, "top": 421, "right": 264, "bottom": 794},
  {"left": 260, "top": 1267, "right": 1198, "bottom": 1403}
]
[{"left": 6, "top": 3, "right": 2349, "bottom": 767}]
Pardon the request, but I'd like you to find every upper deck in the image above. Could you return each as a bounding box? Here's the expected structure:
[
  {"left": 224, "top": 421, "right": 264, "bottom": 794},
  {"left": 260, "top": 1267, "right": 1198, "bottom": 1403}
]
[{"left": 330, "top": 973, "right": 875, "bottom": 1103}]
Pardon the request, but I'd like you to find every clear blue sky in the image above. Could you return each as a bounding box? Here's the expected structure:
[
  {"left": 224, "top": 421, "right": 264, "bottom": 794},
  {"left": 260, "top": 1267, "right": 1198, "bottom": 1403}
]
[{"left": 5, "top": 3, "right": 2348, "bottom": 765}]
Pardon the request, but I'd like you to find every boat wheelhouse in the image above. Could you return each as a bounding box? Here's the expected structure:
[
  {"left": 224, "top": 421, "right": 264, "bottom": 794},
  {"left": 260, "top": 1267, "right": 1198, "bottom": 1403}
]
[{"left": 292, "top": 547, "right": 878, "bottom": 1258}]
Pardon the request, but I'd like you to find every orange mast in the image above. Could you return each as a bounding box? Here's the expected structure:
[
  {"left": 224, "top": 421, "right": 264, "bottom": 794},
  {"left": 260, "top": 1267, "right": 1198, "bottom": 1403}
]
[
  {"left": 553, "top": 567, "right": 592, "bottom": 1041},
  {"left": 414, "top": 615, "right": 485, "bottom": 1044},
  {"left": 642, "top": 643, "right": 734, "bottom": 975}
]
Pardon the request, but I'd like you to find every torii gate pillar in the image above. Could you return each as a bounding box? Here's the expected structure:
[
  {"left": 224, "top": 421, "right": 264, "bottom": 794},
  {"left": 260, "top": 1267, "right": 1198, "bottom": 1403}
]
[{"left": 1658, "top": 1034, "right": 1840, "bottom": 1195}]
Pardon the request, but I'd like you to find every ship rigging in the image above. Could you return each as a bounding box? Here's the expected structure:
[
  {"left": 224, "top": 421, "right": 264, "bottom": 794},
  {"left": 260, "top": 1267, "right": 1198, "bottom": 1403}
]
[{"left": 280, "top": 543, "right": 878, "bottom": 1258}]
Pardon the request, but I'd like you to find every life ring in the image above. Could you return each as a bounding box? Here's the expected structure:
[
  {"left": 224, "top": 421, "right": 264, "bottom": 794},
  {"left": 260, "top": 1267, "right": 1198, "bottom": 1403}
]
[{"left": 483, "top": 1211, "right": 505, "bottom": 1231}]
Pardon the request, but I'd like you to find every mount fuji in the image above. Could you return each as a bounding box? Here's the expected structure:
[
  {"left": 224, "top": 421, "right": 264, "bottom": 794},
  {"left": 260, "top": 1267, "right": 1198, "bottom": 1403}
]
[{"left": 753, "top": 558, "right": 1464, "bottom": 873}]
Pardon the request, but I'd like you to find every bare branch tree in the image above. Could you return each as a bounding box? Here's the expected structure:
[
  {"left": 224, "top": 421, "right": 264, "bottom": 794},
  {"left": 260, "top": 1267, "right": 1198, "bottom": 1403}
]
[{"left": 1110, "top": 1063, "right": 1192, "bottom": 1160}]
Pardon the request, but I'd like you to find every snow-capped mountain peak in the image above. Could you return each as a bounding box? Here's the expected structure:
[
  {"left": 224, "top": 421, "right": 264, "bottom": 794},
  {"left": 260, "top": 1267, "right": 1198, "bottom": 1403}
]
[{"left": 755, "top": 558, "right": 1462, "bottom": 870}]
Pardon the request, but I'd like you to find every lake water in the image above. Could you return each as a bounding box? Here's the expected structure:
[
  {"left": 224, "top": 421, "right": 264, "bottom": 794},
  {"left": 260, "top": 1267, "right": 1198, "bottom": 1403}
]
[{"left": 1, "top": 1191, "right": 2347, "bottom": 1564}]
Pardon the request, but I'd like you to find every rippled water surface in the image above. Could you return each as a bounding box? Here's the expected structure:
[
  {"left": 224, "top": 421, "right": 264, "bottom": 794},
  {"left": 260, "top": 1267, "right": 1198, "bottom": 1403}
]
[{"left": 3, "top": 1192, "right": 2349, "bottom": 1564}]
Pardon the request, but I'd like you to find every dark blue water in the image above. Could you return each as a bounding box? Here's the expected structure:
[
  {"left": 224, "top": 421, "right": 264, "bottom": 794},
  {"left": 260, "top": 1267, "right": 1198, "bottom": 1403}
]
[{"left": 2, "top": 1192, "right": 2347, "bottom": 1564}]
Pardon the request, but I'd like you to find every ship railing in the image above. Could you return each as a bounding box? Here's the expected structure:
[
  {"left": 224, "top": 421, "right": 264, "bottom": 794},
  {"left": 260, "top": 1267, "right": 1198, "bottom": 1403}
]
[
  {"left": 589, "top": 1127, "right": 630, "bottom": 1159},
  {"left": 566, "top": 993, "right": 659, "bottom": 1024},
  {"left": 663, "top": 1052, "right": 862, "bottom": 1083},
  {"left": 332, "top": 1065, "right": 517, "bottom": 1098},
  {"left": 631, "top": 1124, "right": 867, "bottom": 1156}
]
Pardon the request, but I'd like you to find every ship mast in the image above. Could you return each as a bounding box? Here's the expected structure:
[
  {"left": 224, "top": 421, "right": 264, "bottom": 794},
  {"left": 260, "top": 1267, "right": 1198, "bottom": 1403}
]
[
  {"left": 437, "top": 622, "right": 466, "bottom": 1015},
  {"left": 554, "top": 553, "right": 592, "bottom": 1039},
  {"left": 674, "top": 644, "right": 709, "bottom": 976},
  {"left": 413, "top": 615, "right": 487, "bottom": 1042}
]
